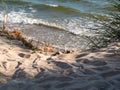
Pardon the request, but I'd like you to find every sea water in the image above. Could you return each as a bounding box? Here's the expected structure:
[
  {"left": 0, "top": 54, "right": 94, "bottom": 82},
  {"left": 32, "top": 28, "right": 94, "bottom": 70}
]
[{"left": 0, "top": 0, "right": 119, "bottom": 50}]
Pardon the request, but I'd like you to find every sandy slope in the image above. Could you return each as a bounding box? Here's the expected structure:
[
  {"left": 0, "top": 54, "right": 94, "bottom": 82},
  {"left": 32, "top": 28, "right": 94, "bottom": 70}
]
[{"left": 0, "top": 36, "right": 120, "bottom": 90}]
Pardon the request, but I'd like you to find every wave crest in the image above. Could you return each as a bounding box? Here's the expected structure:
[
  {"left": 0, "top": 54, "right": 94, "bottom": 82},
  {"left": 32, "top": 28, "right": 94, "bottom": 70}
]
[{"left": 0, "top": 11, "right": 101, "bottom": 36}]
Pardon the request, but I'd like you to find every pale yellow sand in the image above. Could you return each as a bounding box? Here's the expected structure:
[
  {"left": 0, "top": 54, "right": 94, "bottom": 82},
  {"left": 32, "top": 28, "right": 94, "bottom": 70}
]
[{"left": 0, "top": 36, "right": 120, "bottom": 90}]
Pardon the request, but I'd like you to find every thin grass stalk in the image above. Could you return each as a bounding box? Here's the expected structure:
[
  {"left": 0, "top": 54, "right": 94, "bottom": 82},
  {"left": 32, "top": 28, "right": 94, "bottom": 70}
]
[{"left": 2, "top": 0, "right": 8, "bottom": 30}]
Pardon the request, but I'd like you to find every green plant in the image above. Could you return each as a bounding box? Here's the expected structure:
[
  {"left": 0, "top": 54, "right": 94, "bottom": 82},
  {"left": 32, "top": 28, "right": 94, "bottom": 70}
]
[
  {"left": 102, "top": 0, "right": 120, "bottom": 41},
  {"left": 86, "top": 0, "right": 120, "bottom": 49}
]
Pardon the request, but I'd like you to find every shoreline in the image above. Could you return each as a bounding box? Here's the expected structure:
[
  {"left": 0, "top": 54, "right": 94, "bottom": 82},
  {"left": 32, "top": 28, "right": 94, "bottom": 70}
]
[{"left": 0, "top": 29, "right": 120, "bottom": 90}]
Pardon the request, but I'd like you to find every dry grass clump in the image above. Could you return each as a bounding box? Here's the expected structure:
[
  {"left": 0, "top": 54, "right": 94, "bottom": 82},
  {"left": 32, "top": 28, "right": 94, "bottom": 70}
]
[
  {"left": 38, "top": 44, "right": 55, "bottom": 52},
  {"left": 0, "top": 29, "right": 55, "bottom": 52},
  {"left": 0, "top": 29, "right": 36, "bottom": 49}
]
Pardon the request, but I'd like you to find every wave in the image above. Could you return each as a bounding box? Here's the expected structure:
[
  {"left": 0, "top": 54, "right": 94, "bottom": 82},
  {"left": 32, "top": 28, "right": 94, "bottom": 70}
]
[
  {"left": 0, "top": 0, "right": 80, "bottom": 12},
  {"left": 32, "top": 4, "right": 80, "bottom": 14},
  {"left": 0, "top": 11, "right": 102, "bottom": 36},
  {"left": 0, "top": 11, "right": 66, "bottom": 30},
  {"left": 45, "top": 4, "right": 59, "bottom": 7},
  {"left": 0, "top": 0, "right": 30, "bottom": 5},
  {"left": 0, "top": 0, "right": 113, "bottom": 20}
]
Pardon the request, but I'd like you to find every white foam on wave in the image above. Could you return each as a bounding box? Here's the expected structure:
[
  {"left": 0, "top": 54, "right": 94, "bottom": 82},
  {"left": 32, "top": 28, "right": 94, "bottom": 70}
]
[
  {"left": 45, "top": 4, "right": 59, "bottom": 7},
  {"left": 0, "top": 11, "right": 33, "bottom": 24},
  {"left": 28, "top": 7, "right": 37, "bottom": 13},
  {"left": 0, "top": 11, "right": 65, "bottom": 29},
  {"left": 57, "top": 17, "right": 102, "bottom": 36},
  {"left": 0, "top": 11, "right": 101, "bottom": 36}
]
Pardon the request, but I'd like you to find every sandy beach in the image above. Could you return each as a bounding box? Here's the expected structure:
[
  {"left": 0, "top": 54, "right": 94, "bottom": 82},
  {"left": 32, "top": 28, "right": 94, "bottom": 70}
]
[
  {"left": 0, "top": 0, "right": 119, "bottom": 90},
  {"left": 0, "top": 34, "right": 120, "bottom": 90}
]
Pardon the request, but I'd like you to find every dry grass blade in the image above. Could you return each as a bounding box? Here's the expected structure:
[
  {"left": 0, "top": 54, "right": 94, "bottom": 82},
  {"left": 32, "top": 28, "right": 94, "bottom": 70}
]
[{"left": 0, "top": 29, "right": 55, "bottom": 52}]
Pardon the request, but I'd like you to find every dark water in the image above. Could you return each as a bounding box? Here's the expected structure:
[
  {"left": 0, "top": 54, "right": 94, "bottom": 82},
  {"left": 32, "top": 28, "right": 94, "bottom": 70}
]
[{"left": 0, "top": 0, "right": 119, "bottom": 50}]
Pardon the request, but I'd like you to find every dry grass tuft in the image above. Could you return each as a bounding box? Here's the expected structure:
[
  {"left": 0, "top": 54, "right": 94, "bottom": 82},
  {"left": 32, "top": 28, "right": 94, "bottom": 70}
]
[
  {"left": 0, "top": 29, "right": 56, "bottom": 52},
  {"left": 38, "top": 44, "right": 55, "bottom": 52}
]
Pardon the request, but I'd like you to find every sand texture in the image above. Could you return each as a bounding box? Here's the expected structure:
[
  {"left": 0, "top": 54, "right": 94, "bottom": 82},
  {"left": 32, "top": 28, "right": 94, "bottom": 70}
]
[{"left": 0, "top": 36, "right": 120, "bottom": 90}]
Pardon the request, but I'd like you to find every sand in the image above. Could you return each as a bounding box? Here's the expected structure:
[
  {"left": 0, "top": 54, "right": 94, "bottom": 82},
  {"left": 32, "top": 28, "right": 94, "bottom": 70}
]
[{"left": 0, "top": 35, "right": 120, "bottom": 90}]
